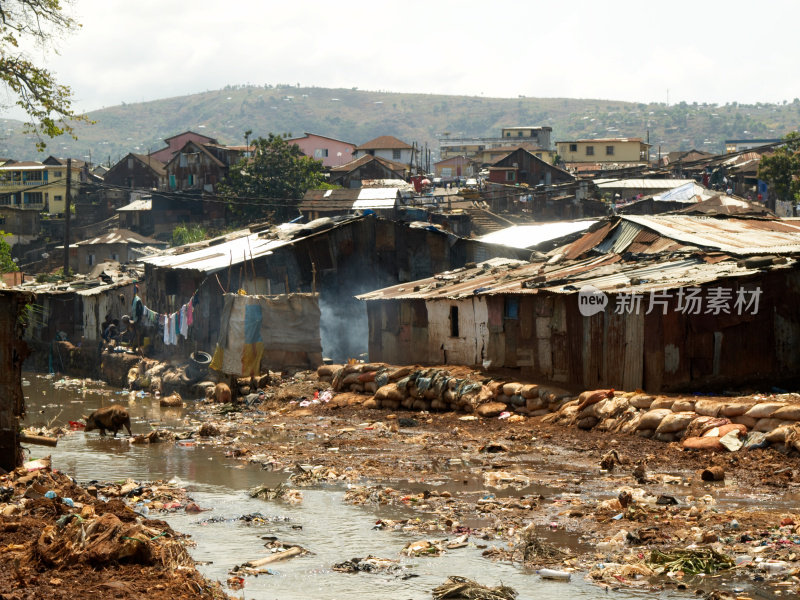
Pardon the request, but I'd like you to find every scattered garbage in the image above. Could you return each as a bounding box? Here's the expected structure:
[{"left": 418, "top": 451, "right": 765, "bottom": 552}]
[
  {"left": 648, "top": 548, "right": 735, "bottom": 575},
  {"left": 432, "top": 576, "right": 517, "bottom": 600}
]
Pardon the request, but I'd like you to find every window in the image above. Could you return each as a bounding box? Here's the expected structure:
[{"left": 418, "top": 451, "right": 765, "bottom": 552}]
[
  {"left": 54, "top": 195, "right": 62, "bottom": 203},
  {"left": 23, "top": 192, "right": 43, "bottom": 205},
  {"left": 585, "top": 145, "right": 595, "bottom": 156},
  {"left": 506, "top": 132, "right": 511, "bottom": 137},
  {"left": 52, "top": 171, "right": 62, "bottom": 178},
  {"left": 187, "top": 174, "right": 195, "bottom": 186},
  {"left": 606, "top": 145, "right": 615, "bottom": 156},
  {"left": 518, "top": 131, "right": 523, "bottom": 137},
  {"left": 169, "top": 174, "right": 176, "bottom": 189},
  {"left": 392, "top": 149, "right": 401, "bottom": 160},
  {"left": 504, "top": 298, "right": 519, "bottom": 319},
  {"left": 449, "top": 306, "right": 459, "bottom": 337},
  {"left": 87, "top": 253, "right": 95, "bottom": 266},
  {"left": 128, "top": 158, "right": 134, "bottom": 169},
  {"left": 569, "top": 143, "right": 577, "bottom": 152},
  {"left": 314, "top": 148, "right": 329, "bottom": 158},
  {"left": 111, "top": 253, "right": 119, "bottom": 261},
  {"left": 505, "top": 171, "right": 516, "bottom": 182}
]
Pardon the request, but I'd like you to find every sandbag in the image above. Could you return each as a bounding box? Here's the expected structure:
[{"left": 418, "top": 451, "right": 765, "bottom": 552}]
[
  {"left": 755, "top": 417, "right": 786, "bottom": 433},
  {"left": 703, "top": 423, "right": 747, "bottom": 438},
  {"left": 382, "top": 399, "right": 400, "bottom": 411},
  {"left": 317, "top": 364, "right": 340, "bottom": 377},
  {"left": 637, "top": 408, "right": 674, "bottom": 431},
  {"left": 653, "top": 432, "right": 679, "bottom": 443},
  {"left": 526, "top": 397, "right": 545, "bottom": 412},
  {"left": 771, "top": 405, "right": 800, "bottom": 422},
  {"left": 765, "top": 426, "right": 791, "bottom": 443},
  {"left": 503, "top": 382, "right": 523, "bottom": 397},
  {"left": 577, "top": 389, "right": 614, "bottom": 411},
  {"left": 521, "top": 384, "right": 539, "bottom": 399},
  {"left": 388, "top": 366, "right": 413, "bottom": 381},
  {"left": 744, "top": 402, "right": 787, "bottom": 419},
  {"left": 629, "top": 394, "right": 655, "bottom": 409},
  {"left": 683, "top": 416, "right": 729, "bottom": 439},
  {"left": 486, "top": 381, "right": 505, "bottom": 397},
  {"left": 683, "top": 436, "right": 724, "bottom": 451},
  {"left": 364, "top": 381, "right": 378, "bottom": 394},
  {"left": 635, "top": 429, "right": 654, "bottom": 439},
  {"left": 671, "top": 399, "right": 696, "bottom": 413},
  {"left": 720, "top": 402, "right": 752, "bottom": 417},
  {"left": 375, "top": 383, "right": 405, "bottom": 403},
  {"left": 595, "top": 396, "right": 630, "bottom": 420},
  {"left": 357, "top": 371, "right": 376, "bottom": 383},
  {"left": 362, "top": 398, "right": 379, "bottom": 409},
  {"left": 650, "top": 397, "right": 675, "bottom": 410},
  {"left": 576, "top": 416, "right": 598, "bottom": 430},
  {"left": 341, "top": 372, "right": 362, "bottom": 386},
  {"left": 695, "top": 399, "right": 723, "bottom": 417},
  {"left": 732, "top": 415, "right": 757, "bottom": 429},
  {"left": 656, "top": 411, "right": 697, "bottom": 434}
]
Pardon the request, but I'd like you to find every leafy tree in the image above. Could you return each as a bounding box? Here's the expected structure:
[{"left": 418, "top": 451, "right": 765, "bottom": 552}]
[
  {"left": 0, "top": 0, "right": 88, "bottom": 150},
  {"left": 0, "top": 231, "right": 17, "bottom": 272},
  {"left": 757, "top": 132, "right": 800, "bottom": 203},
  {"left": 219, "top": 133, "right": 324, "bottom": 222}
]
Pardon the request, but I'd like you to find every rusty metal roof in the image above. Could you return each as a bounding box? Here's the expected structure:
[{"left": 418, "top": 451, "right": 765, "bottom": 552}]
[
  {"left": 357, "top": 253, "right": 787, "bottom": 302},
  {"left": 623, "top": 215, "right": 800, "bottom": 255}
]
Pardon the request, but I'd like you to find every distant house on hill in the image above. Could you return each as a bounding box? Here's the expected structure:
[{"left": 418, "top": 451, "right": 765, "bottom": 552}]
[
  {"left": 353, "top": 136, "right": 414, "bottom": 165},
  {"left": 328, "top": 155, "right": 409, "bottom": 188},
  {"left": 67, "top": 228, "right": 168, "bottom": 274},
  {"left": 286, "top": 133, "right": 355, "bottom": 168},
  {"left": 105, "top": 153, "right": 166, "bottom": 191},
  {"left": 149, "top": 131, "right": 218, "bottom": 164},
  {"left": 487, "top": 148, "right": 574, "bottom": 187}
]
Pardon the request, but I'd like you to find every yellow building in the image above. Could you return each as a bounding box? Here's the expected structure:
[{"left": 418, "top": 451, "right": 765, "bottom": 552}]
[
  {"left": 556, "top": 138, "right": 651, "bottom": 163},
  {"left": 0, "top": 158, "right": 83, "bottom": 215}
]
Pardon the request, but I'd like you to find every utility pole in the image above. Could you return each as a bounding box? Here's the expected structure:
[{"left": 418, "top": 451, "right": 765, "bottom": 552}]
[{"left": 63, "top": 158, "right": 71, "bottom": 276}]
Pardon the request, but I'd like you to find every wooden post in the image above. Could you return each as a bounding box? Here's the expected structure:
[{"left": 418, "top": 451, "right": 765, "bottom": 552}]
[
  {"left": 311, "top": 261, "right": 317, "bottom": 296},
  {"left": 284, "top": 274, "right": 290, "bottom": 296},
  {"left": 63, "top": 158, "right": 72, "bottom": 275}
]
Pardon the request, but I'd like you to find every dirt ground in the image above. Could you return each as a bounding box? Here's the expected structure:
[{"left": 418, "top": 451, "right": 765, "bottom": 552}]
[
  {"left": 11, "top": 368, "right": 800, "bottom": 597},
  {"left": 187, "top": 371, "right": 800, "bottom": 596}
]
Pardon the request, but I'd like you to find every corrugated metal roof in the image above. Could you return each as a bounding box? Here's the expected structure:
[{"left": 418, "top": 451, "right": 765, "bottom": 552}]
[
  {"left": 352, "top": 198, "right": 397, "bottom": 209},
  {"left": 478, "top": 220, "right": 597, "bottom": 249},
  {"left": 357, "top": 253, "right": 779, "bottom": 302},
  {"left": 117, "top": 199, "right": 152, "bottom": 212},
  {"left": 595, "top": 179, "right": 695, "bottom": 189},
  {"left": 622, "top": 215, "right": 800, "bottom": 255},
  {"left": 357, "top": 188, "right": 401, "bottom": 200},
  {"left": 74, "top": 229, "right": 162, "bottom": 246}
]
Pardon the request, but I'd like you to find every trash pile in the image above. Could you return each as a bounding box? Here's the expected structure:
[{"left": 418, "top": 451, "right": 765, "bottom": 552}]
[
  {"left": 432, "top": 576, "right": 517, "bottom": 600},
  {"left": 0, "top": 460, "right": 227, "bottom": 599}
]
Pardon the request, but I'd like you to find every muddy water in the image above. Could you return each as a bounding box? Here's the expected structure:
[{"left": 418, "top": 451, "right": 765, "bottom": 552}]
[{"left": 23, "top": 372, "right": 694, "bottom": 600}]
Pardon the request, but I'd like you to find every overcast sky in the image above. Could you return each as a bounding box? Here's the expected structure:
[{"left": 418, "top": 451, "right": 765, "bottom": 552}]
[{"left": 23, "top": 0, "right": 800, "bottom": 114}]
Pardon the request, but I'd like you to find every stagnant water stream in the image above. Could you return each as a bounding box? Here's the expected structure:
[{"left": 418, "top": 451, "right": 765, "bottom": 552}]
[{"left": 22, "top": 372, "right": 725, "bottom": 599}]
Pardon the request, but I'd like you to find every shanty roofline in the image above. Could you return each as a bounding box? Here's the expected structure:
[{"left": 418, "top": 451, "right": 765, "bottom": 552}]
[
  {"left": 621, "top": 215, "right": 800, "bottom": 255},
  {"left": 73, "top": 229, "right": 163, "bottom": 246},
  {"left": 479, "top": 221, "right": 598, "bottom": 250},
  {"left": 356, "top": 254, "right": 777, "bottom": 302},
  {"left": 594, "top": 179, "right": 695, "bottom": 188},
  {"left": 139, "top": 216, "right": 366, "bottom": 274}
]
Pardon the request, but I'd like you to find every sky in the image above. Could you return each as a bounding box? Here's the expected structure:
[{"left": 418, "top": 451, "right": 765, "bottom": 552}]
[{"left": 10, "top": 0, "right": 800, "bottom": 116}]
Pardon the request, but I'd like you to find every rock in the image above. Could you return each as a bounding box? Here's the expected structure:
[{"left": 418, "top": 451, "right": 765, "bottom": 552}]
[{"left": 476, "top": 402, "right": 507, "bottom": 418}]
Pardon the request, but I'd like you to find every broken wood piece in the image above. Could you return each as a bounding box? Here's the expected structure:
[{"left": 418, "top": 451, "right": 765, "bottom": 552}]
[
  {"left": 246, "top": 545, "right": 304, "bottom": 568},
  {"left": 19, "top": 434, "right": 58, "bottom": 447}
]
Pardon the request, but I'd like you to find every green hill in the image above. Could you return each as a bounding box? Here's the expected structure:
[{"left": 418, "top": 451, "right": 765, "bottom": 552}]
[{"left": 1, "top": 85, "right": 799, "bottom": 163}]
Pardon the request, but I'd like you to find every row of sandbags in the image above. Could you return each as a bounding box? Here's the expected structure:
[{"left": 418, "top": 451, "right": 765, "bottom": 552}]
[
  {"left": 544, "top": 389, "right": 800, "bottom": 452},
  {"left": 317, "top": 364, "right": 575, "bottom": 414}
]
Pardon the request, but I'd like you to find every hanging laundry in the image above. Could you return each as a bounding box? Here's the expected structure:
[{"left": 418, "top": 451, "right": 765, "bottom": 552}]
[
  {"left": 186, "top": 301, "right": 194, "bottom": 327},
  {"left": 180, "top": 305, "right": 189, "bottom": 338}
]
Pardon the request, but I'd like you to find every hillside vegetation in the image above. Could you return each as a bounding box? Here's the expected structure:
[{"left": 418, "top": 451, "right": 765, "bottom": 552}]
[{"left": 1, "top": 85, "right": 799, "bottom": 163}]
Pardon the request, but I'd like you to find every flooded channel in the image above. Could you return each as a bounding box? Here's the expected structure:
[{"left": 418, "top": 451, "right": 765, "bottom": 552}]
[{"left": 23, "top": 372, "right": 703, "bottom": 599}]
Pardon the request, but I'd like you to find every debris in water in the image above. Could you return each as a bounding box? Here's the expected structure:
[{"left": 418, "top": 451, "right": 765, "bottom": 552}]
[{"left": 432, "top": 576, "right": 517, "bottom": 600}]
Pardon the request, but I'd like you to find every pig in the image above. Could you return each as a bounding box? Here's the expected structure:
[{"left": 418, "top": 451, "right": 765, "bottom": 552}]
[
  {"left": 214, "top": 382, "right": 232, "bottom": 403},
  {"left": 83, "top": 405, "right": 132, "bottom": 437}
]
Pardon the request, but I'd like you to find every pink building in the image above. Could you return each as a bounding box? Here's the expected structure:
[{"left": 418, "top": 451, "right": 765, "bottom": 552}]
[
  {"left": 150, "top": 131, "right": 218, "bottom": 164},
  {"left": 286, "top": 133, "right": 355, "bottom": 168}
]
